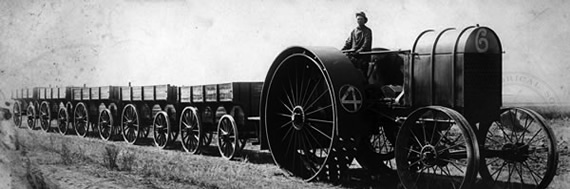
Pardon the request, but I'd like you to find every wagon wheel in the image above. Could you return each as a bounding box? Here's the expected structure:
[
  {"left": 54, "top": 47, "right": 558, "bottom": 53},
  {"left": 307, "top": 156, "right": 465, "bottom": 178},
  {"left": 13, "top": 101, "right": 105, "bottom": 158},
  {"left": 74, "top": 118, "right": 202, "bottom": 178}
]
[
  {"left": 26, "top": 103, "right": 36, "bottom": 129},
  {"left": 12, "top": 101, "right": 22, "bottom": 127},
  {"left": 57, "top": 106, "right": 69, "bottom": 135},
  {"left": 39, "top": 101, "right": 51, "bottom": 132},
  {"left": 153, "top": 111, "right": 175, "bottom": 149},
  {"left": 98, "top": 108, "right": 113, "bottom": 141},
  {"left": 121, "top": 104, "right": 140, "bottom": 144},
  {"left": 356, "top": 124, "right": 398, "bottom": 171},
  {"left": 217, "top": 115, "right": 239, "bottom": 160},
  {"left": 479, "top": 107, "right": 558, "bottom": 189},
  {"left": 180, "top": 107, "right": 202, "bottom": 154},
  {"left": 74, "top": 102, "right": 89, "bottom": 137},
  {"left": 395, "top": 106, "right": 479, "bottom": 189}
]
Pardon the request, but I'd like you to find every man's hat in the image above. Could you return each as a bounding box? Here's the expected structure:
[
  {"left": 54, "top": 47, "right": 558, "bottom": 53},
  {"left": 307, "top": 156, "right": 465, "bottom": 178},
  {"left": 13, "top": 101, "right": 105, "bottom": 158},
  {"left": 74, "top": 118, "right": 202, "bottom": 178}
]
[{"left": 356, "top": 11, "right": 368, "bottom": 23}]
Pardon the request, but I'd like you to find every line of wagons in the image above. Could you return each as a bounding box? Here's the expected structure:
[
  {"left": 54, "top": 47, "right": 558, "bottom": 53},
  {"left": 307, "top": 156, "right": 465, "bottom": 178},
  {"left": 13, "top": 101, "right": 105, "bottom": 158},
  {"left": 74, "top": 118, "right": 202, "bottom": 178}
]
[
  {"left": 9, "top": 25, "right": 560, "bottom": 189},
  {"left": 10, "top": 82, "right": 263, "bottom": 159}
]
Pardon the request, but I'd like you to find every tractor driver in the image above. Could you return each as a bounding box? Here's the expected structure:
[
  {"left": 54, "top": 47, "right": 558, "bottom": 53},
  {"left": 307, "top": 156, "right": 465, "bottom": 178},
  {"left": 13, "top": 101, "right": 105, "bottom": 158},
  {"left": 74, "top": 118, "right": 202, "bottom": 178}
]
[{"left": 342, "top": 11, "right": 372, "bottom": 76}]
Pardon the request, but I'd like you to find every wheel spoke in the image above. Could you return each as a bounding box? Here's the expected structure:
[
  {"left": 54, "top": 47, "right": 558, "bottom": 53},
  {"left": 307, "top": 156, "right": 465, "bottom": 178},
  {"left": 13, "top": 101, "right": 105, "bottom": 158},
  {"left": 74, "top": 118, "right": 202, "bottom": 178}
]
[
  {"left": 304, "top": 89, "right": 329, "bottom": 112},
  {"left": 307, "top": 123, "right": 332, "bottom": 140},
  {"left": 306, "top": 118, "right": 333, "bottom": 124},
  {"left": 497, "top": 122, "right": 514, "bottom": 143},
  {"left": 414, "top": 166, "right": 427, "bottom": 186},
  {"left": 301, "top": 78, "right": 322, "bottom": 108},
  {"left": 305, "top": 104, "right": 332, "bottom": 116},
  {"left": 492, "top": 162, "right": 508, "bottom": 184},
  {"left": 509, "top": 109, "right": 519, "bottom": 143},
  {"left": 515, "top": 162, "right": 525, "bottom": 186},
  {"left": 522, "top": 161, "right": 543, "bottom": 183},
  {"left": 526, "top": 128, "right": 544, "bottom": 145},
  {"left": 409, "top": 128, "right": 424, "bottom": 147},
  {"left": 288, "top": 74, "right": 297, "bottom": 105},
  {"left": 439, "top": 158, "right": 466, "bottom": 174}
]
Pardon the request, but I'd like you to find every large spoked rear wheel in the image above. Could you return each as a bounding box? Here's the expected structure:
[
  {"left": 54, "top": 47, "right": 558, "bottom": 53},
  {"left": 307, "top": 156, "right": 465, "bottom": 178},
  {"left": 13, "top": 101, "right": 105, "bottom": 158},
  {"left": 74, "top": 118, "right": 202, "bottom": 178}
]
[
  {"left": 122, "top": 104, "right": 140, "bottom": 145},
  {"left": 74, "top": 102, "right": 89, "bottom": 137},
  {"left": 57, "top": 106, "right": 69, "bottom": 135},
  {"left": 479, "top": 107, "right": 558, "bottom": 189},
  {"left": 262, "top": 47, "right": 367, "bottom": 181},
  {"left": 39, "top": 101, "right": 51, "bottom": 132},
  {"left": 153, "top": 111, "right": 174, "bottom": 149},
  {"left": 13, "top": 101, "right": 22, "bottom": 127},
  {"left": 180, "top": 107, "right": 202, "bottom": 154},
  {"left": 98, "top": 108, "right": 114, "bottom": 141},
  {"left": 217, "top": 115, "right": 239, "bottom": 160},
  {"left": 395, "top": 106, "right": 479, "bottom": 189}
]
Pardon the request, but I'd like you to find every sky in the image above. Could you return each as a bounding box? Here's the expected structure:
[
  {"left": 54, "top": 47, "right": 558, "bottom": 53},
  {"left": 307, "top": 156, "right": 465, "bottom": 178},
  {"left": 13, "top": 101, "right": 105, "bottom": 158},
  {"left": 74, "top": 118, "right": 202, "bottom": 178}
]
[{"left": 1, "top": 0, "right": 570, "bottom": 105}]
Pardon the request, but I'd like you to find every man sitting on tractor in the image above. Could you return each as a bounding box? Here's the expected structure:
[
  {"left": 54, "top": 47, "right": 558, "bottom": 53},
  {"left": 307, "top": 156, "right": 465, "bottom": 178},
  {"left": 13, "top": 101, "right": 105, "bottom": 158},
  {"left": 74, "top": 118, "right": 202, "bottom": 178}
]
[{"left": 342, "top": 11, "right": 372, "bottom": 76}]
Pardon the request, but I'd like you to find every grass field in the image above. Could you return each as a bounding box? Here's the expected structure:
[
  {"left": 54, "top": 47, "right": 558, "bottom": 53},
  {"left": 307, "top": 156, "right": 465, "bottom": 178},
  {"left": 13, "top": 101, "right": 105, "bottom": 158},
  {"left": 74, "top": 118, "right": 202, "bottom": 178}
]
[
  {"left": 3, "top": 113, "right": 570, "bottom": 189},
  {"left": 12, "top": 127, "right": 343, "bottom": 189}
]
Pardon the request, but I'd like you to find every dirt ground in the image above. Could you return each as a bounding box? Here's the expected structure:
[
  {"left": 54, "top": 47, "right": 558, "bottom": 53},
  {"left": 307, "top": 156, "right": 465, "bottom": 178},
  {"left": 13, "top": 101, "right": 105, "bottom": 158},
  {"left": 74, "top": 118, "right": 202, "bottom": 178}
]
[
  {"left": 0, "top": 119, "right": 32, "bottom": 189},
  {"left": 1, "top": 116, "right": 569, "bottom": 189}
]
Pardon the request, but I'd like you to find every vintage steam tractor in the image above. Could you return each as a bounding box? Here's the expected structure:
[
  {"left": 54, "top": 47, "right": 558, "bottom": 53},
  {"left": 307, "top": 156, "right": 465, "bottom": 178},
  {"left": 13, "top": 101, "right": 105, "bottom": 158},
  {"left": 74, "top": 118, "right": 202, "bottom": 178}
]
[{"left": 260, "top": 25, "right": 558, "bottom": 188}]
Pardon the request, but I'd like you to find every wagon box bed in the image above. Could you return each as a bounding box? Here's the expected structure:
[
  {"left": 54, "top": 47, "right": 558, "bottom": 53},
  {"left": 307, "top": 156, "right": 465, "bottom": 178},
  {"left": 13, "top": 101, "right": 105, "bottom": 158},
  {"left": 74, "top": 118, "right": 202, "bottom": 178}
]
[
  {"left": 89, "top": 86, "right": 122, "bottom": 101},
  {"left": 217, "top": 82, "right": 263, "bottom": 117},
  {"left": 121, "top": 85, "right": 177, "bottom": 102}
]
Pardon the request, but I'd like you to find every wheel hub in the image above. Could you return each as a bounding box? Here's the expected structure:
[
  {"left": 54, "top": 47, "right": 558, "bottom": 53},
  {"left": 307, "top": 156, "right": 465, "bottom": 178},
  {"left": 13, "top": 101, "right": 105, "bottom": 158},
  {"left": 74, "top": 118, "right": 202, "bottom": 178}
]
[
  {"left": 291, "top": 106, "right": 305, "bottom": 130},
  {"left": 420, "top": 145, "right": 438, "bottom": 166},
  {"left": 501, "top": 143, "right": 529, "bottom": 162}
]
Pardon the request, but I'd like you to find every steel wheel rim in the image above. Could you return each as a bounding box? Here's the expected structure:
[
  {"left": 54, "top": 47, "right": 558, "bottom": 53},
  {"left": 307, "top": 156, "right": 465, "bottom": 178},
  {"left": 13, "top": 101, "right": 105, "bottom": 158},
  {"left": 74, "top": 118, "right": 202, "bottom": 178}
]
[
  {"left": 180, "top": 107, "right": 201, "bottom": 154},
  {"left": 121, "top": 104, "right": 139, "bottom": 144},
  {"left": 395, "top": 106, "right": 478, "bottom": 189},
  {"left": 217, "top": 115, "right": 238, "bottom": 159},
  {"left": 27, "top": 104, "right": 35, "bottom": 129},
  {"left": 57, "top": 107, "right": 68, "bottom": 135},
  {"left": 74, "top": 103, "right": 89, "bottom": 137},
  {"left": 40, "top": 102, "right": 50, "bottom": 131},
  {"left": 153, "top": 111, "right": 170, "bottom": 148},
  {"left": 480, "top": 108, "right": 558, "bottom": 189},
  {"left": 13, "top": 101, "right": 22, "bottom": 127},
  {"left": 264, "top": 54, "right": 337, "bottom": 180},
  {"left": 99, "top": 109, "right": 113, "bottom": 141}
]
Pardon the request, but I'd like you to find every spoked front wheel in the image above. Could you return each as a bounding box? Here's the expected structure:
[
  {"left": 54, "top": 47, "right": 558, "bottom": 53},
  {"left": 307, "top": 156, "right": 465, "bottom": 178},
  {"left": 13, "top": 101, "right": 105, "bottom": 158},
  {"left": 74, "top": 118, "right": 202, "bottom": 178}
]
[
  {"left": 395, "top": 106, "right": 479, "bottom": 189},
  {"left": 217, "top": 115, "right": 239, "bottom": 160},
  {"left": 479, "top": 107, "right": 558, "bottom": 189},
  {"left": 180, "top": 107, "right": 202, "bottom": 154}
]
